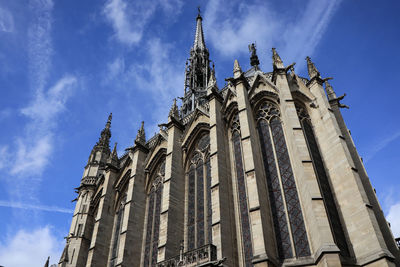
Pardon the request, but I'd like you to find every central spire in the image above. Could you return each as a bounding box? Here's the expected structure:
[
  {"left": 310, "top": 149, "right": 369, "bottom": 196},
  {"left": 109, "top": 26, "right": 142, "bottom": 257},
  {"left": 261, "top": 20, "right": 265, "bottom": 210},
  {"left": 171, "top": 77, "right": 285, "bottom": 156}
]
[
  {"left": 181, "top": 8, "right": 212, "bottom": 117},
  {"left": 193, "top": 7, "right": 206, "bottom": 51}
]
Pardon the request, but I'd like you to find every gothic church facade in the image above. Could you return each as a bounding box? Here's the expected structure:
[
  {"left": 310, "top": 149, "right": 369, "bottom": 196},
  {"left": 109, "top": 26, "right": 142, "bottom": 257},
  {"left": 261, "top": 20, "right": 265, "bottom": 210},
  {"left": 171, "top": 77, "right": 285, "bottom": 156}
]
[{"left": 59, "top": 12, "right": 400, "bottom": 267}]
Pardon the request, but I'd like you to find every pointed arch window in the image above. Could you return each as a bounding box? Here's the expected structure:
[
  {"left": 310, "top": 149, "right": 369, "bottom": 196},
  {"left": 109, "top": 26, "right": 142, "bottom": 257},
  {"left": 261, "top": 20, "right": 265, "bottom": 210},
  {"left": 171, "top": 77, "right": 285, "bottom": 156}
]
[
  {"left": 256, "top": 102, "right": 310, "bottom": 259},
  {"left": 230, "top": 113, "right": 253, "bottom": 266},
  {"left": 110, "top": 193, "right": 126, "bottom": 267},
  {"left": 186, "top": 134, "right": 212, "bottom": 251},
  {"left": 295, "top": 104, "right": 349, "bottom": 256},
  {"left": 143, "top": 159, "right": 165, "bottom": 267}
]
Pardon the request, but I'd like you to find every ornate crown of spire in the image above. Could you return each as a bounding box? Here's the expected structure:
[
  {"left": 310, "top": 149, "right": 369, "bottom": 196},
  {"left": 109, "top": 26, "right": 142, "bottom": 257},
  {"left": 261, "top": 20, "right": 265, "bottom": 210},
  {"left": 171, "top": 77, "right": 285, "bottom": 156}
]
[{"left": 94, "top": 113, "right": 112, "bottom": 151}]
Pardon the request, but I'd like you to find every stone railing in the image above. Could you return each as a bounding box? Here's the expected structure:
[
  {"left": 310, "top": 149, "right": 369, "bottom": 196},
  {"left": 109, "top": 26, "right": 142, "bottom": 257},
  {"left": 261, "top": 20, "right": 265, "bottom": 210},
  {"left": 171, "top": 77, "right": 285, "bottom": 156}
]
[
  {"left": 395, "top": 237, "right": 400, "bottom": 248},
  {"left": 81, "top": 176, "right": 97, "bottom": 185},
  {"left": 156, "top": 244, "right": 217, "bottom": 267}
]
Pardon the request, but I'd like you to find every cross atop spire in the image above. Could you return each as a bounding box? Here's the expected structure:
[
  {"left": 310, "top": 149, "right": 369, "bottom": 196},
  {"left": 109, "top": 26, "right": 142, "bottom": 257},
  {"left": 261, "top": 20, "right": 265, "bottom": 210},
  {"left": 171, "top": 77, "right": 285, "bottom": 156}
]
[{"left": 193, "top": 6, "right": 206, "bottom": 51}]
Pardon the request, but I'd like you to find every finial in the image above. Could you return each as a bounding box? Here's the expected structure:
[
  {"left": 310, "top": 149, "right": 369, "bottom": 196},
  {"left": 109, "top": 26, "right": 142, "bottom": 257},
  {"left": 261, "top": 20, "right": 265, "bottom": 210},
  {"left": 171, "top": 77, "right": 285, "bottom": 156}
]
[
  {"left": 135, "top": 121, "right": 146, "bottom": 145},
  {"left": 248, "top": 43, "right": 260, "bottom": 67},
  {"left": 169, "top": 98, "right": 179, "bottom": 119},
  {"left": 233, "top": 59, "right": 242, "bottom": 78},
  {"left": 105, "top": 113, "right": 112, "bottom": 130},
  {"left": 306, "top": 56, "right": 320, "bottom": 79},
  {"left": 272, "top": 48, "right": 284, "bottom": 69}
]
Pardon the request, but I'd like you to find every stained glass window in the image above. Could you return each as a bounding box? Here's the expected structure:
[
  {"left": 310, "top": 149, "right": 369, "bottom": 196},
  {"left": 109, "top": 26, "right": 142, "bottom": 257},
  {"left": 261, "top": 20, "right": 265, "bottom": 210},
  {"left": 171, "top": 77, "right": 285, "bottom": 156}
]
[
  {"left": 296, "top": 104, "right": 349, "bottom": 256},
  {"left": 257, "top": 119, "right": 293, "bottom": 259},
  {"left": 143, "top": 159, "right": 165, "bottom": 267},
  {"left": 186, "top": 133, "right": 212, "bottom": 251},
  {"left": 256, "top": 102, "right": 311, "bottom": 259},
  {"left": 231, "top": 114, "right": 253, "bottom": 266}
]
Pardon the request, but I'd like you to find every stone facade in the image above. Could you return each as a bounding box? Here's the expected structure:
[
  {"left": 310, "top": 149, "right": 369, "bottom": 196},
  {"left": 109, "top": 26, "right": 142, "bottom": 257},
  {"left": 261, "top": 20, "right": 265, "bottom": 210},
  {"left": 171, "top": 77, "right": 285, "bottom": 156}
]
[{"left": 58, "top": 11, "right": 400, "bottom": 267}]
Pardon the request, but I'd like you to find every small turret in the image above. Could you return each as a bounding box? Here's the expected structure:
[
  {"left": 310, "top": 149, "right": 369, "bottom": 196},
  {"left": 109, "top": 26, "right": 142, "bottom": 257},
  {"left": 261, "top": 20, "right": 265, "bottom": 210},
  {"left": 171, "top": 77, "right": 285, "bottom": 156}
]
[
  {"left": 249, "top": 43, "right": 260, "bottom": 68},
  {"left": 233, "top": 59, "right": 242, "bottom": 79},
  {"left": 306, "top": 56, "right": 320, "bottom": 79},
  {"left": 272, "top": 48, "right": 284, "bottom": 69},
  {"left": 135, "top": 121, "right": 146, "bottom": 145}
]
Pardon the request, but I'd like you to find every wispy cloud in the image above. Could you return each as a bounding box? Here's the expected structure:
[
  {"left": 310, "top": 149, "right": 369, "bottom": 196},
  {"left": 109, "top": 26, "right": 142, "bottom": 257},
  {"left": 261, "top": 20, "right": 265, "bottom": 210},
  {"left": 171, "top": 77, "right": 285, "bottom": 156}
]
[
  {"left": 364, "top": 130, "right": 400, "bottom": 163},
  {"left": 28, "top": 0, "right": 54, "bottom": 92},
  {"left": 126, "top": 38, "right": 183, "bottom": 132},
  {"left": 0, "top": 7, "right": 14, "bottom": 32},
  {"left": 0, "top": 200, "right": 73, "bottom": 214},
  {"left": 10, "top": 75, "right": 77, "bottom": 176},
  {"left": 204, "top": 0, "right": 342, "bottom": 69},
  {"left": 0, "top": 226, "right": 64, "bottom": 267},
  {"left": 103, "top": 0, "right": 183, "bottom": 46}
]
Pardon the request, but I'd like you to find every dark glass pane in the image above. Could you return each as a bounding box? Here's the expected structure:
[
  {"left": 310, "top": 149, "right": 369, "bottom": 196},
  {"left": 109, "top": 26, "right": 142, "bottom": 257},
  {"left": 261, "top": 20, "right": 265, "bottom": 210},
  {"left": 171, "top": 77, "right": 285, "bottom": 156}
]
[
  {"left": 232, "top": 131, "right": 253, "bottom": 266},
  {"left": 270, "top": 118, "right": 311, "bottom": 257},
  {"left": 144, "top": 191, "right": 155, "bottom": 267},
  {"left": 111, "top": 204, "right": 124, "bottom": 263},
  {"left": 257, "top": 119, "right": 293, "bottom": 259},
  {"left": 196, "top": 160, "right": 205, "bottom": 247},
  {"left": 151, "top": 185, "right": 163, "bottom": 265},
  {"left": 187, "top": 165, "right": 196, "bottom": 250},
  {"left": 206, "top": 159, "right": 212, "bottom": 244},
  {"left": 302, "top": 119, "right": 350, "bottom": 256}
]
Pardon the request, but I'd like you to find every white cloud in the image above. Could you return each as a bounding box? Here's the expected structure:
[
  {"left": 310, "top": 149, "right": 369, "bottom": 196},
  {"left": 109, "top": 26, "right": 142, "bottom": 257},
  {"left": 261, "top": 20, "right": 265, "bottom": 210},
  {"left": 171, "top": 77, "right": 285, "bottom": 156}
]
[
  {"left": 364, "top": 130, "right": 400, "bottom": 163},
  {"left": 204, "top": 0, "right": 342, "bottom": 69},
  {"left": 0, "top": 145, "right": 9, "bottom": 169},
  {"left": 9, "top": 75, "right": 77, "bottom": 176},
  {"left": 0, "top": 226, "right": 64, "bottom": 267},
  {"left": 0, "top": 200, "right": 73, "bottom": 214},
  {"left": 0, "top": 7, "right": 14, "bottom": 32},
  {"left": 28, "top": 0, "right": 54, "bottom": 92},
  {"left": 103, "top": 0, "right": 183, "bottom": 46},
  {"left": 104, "top": 56, "right": 125, "bottom": 83},
  {"left": 126, "top": 38, "right": 183, "bottom": 132},
  {"left": 387, "top": 202, "right": 400, "bottom": 238}
]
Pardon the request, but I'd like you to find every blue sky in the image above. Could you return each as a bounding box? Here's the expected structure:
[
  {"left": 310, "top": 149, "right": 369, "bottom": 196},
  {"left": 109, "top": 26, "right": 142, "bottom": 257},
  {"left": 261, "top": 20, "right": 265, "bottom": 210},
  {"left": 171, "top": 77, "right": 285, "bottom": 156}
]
[{"left": 0, "top": 0, "right": 399, "bottom": 266}]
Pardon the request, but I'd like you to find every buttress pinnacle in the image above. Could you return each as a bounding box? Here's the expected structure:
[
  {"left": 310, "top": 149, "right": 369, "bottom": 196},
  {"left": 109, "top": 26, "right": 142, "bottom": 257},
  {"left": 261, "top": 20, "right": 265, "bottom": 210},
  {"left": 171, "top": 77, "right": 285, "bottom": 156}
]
[
  {"left": 306, "top": 56, "right": 320, "bottom": 79},
  {"left": 135, "top": 121, "right": 146, "bottom": 145},
  {"left": 272, "top": 48, "right": 284, "bottom": 69},
  {"left": 233, "top": 59, "right": 242, "bottom": 78}
]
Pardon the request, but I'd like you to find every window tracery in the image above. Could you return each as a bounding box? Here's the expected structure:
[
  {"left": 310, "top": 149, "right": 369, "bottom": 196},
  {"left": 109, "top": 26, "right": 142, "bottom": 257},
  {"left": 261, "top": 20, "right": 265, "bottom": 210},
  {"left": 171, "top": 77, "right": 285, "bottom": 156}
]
[
  {"left": 295, "top": 104, "right": 349, "bottom": 256},
  {"left": 110, "top": 193, "right": 126, "bottom": 267},
  {"left": 230, "top": 113, "right": 253, "bottom": 266},
  {"left": 186, "top": 133, "right": 212, "bottom": 251},
  {"left": 256, "top": 101, "right": 310, "bottom": 259},
  {"left": 143, "top": 159, "right": 165, "bottom": 267}
]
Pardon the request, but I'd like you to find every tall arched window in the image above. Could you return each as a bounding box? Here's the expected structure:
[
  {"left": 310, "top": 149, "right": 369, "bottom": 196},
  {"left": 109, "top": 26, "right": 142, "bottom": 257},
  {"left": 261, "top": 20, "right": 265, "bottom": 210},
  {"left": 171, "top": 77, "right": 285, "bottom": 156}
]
[
  {"left": 230, "top": 113, "right": 253, "bottom": 266},
  {"left": 143, "top": 159, "right": 165, "bottom": 267},
  {"left": 186, "top": 134, "right": 212, "bottom": 251},
  {"left": 110, "top": 193, "right": 126, "bottom": 267},
  {"left": 296, "top": 104, "right": 349, "bottom": 257},
  {"left": 256, "top": 101, "right": 311, "bottom": 259}
]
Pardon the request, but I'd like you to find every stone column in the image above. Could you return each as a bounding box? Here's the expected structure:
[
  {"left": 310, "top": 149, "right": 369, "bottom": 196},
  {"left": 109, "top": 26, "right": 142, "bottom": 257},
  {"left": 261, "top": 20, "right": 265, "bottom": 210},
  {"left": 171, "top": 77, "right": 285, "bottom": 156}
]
[
  {"left": 115, "top": 145, "right": 148, "bottom": 267},
  {"left": 308, "top": 77, "right": 395, "bottom": 266},
  {"left": 86, "top": 166, "right": 118, "bottom": 267},
  {"left": 273, "top": 68, "right": 340, "bottom": 264},
  {"left": 157, "top": 116, "right": 185, "bottom": 261},
  {"left": 232, "top": 61, "right": 277, "bottom": 266},
  {"left": 207, "top": 87, "right": 238, "bottom": 266}
]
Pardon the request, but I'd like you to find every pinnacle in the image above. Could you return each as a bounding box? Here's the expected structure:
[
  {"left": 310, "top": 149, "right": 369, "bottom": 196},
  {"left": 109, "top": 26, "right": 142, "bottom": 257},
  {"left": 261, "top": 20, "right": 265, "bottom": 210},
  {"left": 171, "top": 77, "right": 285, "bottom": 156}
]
[
  {"left": 193, "top": 8, "right": 206, "bottom": 51},
  {"left": 135, "top": 121, "right": 146, "bottom": 145},
  {"left": 324, "top": 79, "right": 337, "bottom": 100},
  {"left": 207, "top": 64, "right": 217, "bottom": 88},
  {"left": 233, "top": 59, "right": 242, "bottom": 78},
  {"left": 169, "top": 98, "right": 179, "bottom": 119},
  {"left": 272, "top": 48, "right": 284, "bottom": 69},
  {"left": 306, "top": 56, "right": 320, "bottom": 79}
]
